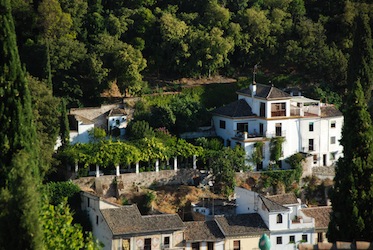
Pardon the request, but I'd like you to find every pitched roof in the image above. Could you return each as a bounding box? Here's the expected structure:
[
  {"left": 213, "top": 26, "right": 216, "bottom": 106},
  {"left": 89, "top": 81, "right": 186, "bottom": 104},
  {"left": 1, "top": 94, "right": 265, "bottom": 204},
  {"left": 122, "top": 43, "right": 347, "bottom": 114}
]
[
  {"left": 184, "top": 221, "right": 224, "bottom": 242},
  {"left": 211, "top": 99, "right": 255, "bottom": 117},
  {"left": 237, "top": 84, "right": 291, "bottom": 100},
  {"left": 266, "top": 193, "right": 299, "bottom": 206},
  {"left": 214, "top": 213, "right": 269, "bottom": 237},
  {"left": 69, "top": 114, "right": 94, "bottom": 126},
  {"left": 108, "top": 108, "right": 127, "bottom": 117},
  {"left": 301, "top": 206, "right": 332, "bottom": 229},
  {"left": 259, "top": 196, "right": 289, "bottom": 212},
  {"left": 101, "top": 205, "right": 185, "bottom": 236},
  {"left": 101, "top": 205, "right": 144, "bottom": 235},
  {"left": 142, "top": 214, "right": 185, "bottom": 232},
  {"left": 320, "top": 105, "right": 343, "bottom": 118}
]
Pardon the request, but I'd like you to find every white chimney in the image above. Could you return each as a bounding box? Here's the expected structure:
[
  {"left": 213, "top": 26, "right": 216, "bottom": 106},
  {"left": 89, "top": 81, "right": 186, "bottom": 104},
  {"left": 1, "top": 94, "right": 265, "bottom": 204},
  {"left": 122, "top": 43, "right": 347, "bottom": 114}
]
[{"left": 250, "top": 82, "right": 257, "bottom": 96}]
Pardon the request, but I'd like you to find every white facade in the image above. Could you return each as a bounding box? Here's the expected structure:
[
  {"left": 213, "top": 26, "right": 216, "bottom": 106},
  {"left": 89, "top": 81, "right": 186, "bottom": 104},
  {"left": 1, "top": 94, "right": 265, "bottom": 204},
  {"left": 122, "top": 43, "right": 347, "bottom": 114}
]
[
  {"left": 70, "top": 121, "right": 94, "bottom": 144},
  {"left": 81, "top": 192, "right": 119, "bottom": 249},
  {"left": 235, "top": 187, "right": 315, "bottom": 250},
  {"left": 212, "top": 84, "right": 343, "bottom": 171},
  {"left": 108, "top": 114, "right": 127, "bottom": 136},
  {"left": 185, "top": 241, "right": 224, "bottom": 250},
  {"left": 80, "top": 192, "right": 185, "bottom": 250}
]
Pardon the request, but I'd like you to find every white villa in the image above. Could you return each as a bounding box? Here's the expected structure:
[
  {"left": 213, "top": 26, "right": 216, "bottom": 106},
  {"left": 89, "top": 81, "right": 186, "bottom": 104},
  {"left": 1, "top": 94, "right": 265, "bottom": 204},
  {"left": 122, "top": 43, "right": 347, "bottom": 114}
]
[
  {"left": 69, "top": 104, "right": 129, "bottom": 144},
  {"left": 235, "top": 187, "right": 317, "bottom": 250},
  {"left": 81, "top": 192, "right": 186, "bottom": 250},
  {"left": 212, "top": 83, "right": 343, "bottom": 171}
]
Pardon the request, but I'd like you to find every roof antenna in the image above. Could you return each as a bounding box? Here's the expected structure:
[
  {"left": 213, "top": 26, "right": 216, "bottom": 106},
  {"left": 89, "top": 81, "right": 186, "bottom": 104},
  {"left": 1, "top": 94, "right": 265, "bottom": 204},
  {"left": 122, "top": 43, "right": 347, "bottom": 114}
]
[{"left": 253, "top": 63, "right": 259, "bottom": 85}]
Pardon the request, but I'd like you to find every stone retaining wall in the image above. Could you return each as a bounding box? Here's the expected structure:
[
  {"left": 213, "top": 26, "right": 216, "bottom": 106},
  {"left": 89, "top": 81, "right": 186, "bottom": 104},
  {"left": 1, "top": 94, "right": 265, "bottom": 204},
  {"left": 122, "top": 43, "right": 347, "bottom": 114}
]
[{"left": 74, "top": 169, "right": 201, "bottom": 197}]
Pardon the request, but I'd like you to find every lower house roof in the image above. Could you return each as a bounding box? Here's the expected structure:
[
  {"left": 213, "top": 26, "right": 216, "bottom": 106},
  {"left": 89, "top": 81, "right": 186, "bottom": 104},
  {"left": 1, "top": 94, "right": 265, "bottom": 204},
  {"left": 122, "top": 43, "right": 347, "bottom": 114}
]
[
  {"left": 184, "top": 221, "right": 225, "bottom": 242},
  {"left": 301, "top": 206, "right": 332, "bottom": 229},
  {"left": 266, "top": 193, "right": 299, "bottom": 206},
  {"left": 101, "top": 205, "right": 185, "bottom": 237},
  {"left": 214, "top": 213, "right": 269, "bottom": 237},
  {"left": 259, "top": 195, "right": 290, "bottom": 212},
  {"left": 211, "top": 99, "right": 256, "bottom": 118},
  {"left": 320, "top": 106, "right": 343, "bottom": 118}
]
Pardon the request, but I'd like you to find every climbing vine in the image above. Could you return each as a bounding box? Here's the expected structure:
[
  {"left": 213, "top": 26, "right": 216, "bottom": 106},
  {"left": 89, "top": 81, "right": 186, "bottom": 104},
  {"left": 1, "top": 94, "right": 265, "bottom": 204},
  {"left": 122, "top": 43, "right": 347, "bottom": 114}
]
[
  {"left": 251, "top": 141, "right": 264, "bottom": 165},
  {"left": 270, "top": 137, "right": 285, "bottom": 163}
]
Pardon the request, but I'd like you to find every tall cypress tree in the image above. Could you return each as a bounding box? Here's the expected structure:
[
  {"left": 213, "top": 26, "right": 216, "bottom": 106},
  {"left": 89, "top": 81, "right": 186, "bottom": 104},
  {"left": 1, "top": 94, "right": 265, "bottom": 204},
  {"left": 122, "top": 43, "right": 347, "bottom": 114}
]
[
  {"left": 328, "top": 13, "right": 373, "bottom": 242},
  {"left": 0, "top": 0, "right": 43, "bottom": 248},
  {"left": 346, "top": 13, "right": 373, "bottom": 101},
  {"left": 59, "top": 98, "right": 70, "bottom": 149}
]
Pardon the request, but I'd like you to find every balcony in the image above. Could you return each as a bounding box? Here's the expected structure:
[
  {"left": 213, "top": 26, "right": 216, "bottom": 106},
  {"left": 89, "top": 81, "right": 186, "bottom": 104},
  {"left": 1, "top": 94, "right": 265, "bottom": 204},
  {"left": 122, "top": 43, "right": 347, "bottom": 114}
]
[
  {"left": 233, "top": 131, "right": 264, "bottom": 141},
  {"left": 271, "top": 110, "right": 286, "bottom": 117},
  {"left": 233, "top": 130, "right": 286, "bottom": 141},
  {"left": 289, "top": 216, "right": 314, "bottom": 229}
]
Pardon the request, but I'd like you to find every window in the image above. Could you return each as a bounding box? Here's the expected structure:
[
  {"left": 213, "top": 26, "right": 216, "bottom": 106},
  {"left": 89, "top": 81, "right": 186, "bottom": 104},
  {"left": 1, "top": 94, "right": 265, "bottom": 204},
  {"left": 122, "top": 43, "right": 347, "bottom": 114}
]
[
  {"left": 123, "top": 239, "right": 130, "bottom": 250},
  {"left": 233, "top": 240, "right": 240, "bottom": 250},
  {"left": 226, "top": 139, "right": 231, "bottom": 147},
  {"left": 87, "top": 197, "right": 90, "bottom": 208},
  {"left": 116, "top": 119, "right": 120, "bottom": 125},
  {"left": 330, "top": 136, "right": 336, "bottom": 144},
  {"left": 309, "top": 122, "right": 314, "bottom": 132},
  {"left": 277, "top": 214, "right": 283, "bottom": 223},
  {"left": 192, "top": 242, "right": 200, "bottom": 250},
  {"left": 237, "top": 122, "right": 248, "bottom": 132},
  {"left": 330, "top": 152, "right": 336, "bottom": 160},
  {"left": 96, "top": 215, "right": 99, "bottom": 225},
  {"left": 302, "top": 234, "right": 308, "bottom": 242},
  {"left": 144, "top": 238, "right": 152, "bottom": 250},
  {"left": 276, "top": 237, "right": 282, "bottom": 245},
  {"left": 259, "top": 123, "right": 264, "bottom": 136},
  {"left": 331, "top": 121, "right": 336, "bottom": 128},
  {"left": 275, "top": 123, "right": 282, "bottom": 137},
  {"left": 163, "top": 236, "right": 170, "bottom": 247},
  {"left": 207, "top": 242, "right": 214, "bottom": 250},
  {"left": 271, "top": 102, "right": 286, "bottom": 117},
  {"left": 257, "top": 161, "right": 263, "bottom": 170},
  {"left": 260, "top": 103, "right": 266, "bottom": 117},
  {"left": 289, "top": 235, "right": 295, "bottom": 243},
  {"left": 219, "top": 120, "right": 226, "bottom": 129},
  {"left": 313, "top": 154, "right": 318, "bottom": 164},
  {"left": 309, "top": 139, "right": 314, "bottom": 151},
  {"left": 317, "top": 232, "right": 323, "bottom": 243}
]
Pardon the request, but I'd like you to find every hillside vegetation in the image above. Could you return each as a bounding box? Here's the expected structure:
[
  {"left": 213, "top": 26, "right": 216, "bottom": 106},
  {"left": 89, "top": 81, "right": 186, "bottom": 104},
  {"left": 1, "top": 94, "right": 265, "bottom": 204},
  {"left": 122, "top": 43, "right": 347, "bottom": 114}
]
[{"left": 11, "top": 0, "right": 373, "bottom": 107}]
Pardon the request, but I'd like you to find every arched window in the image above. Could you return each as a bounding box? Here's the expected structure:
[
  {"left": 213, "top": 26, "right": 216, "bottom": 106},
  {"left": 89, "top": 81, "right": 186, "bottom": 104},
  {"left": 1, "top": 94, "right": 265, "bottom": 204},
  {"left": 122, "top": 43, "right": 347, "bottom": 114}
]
[{"left": 277, "top": 214, "right": 282, "bottom": 223}]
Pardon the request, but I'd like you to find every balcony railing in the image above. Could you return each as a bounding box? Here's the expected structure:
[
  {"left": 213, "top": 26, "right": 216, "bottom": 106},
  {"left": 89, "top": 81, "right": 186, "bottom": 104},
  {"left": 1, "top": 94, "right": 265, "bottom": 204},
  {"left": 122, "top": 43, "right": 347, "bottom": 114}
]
[
  {"left": 234, "top": 132, "right": 264, "bottom": 140},
  {"left": 271, "top": 111, "right": 286, "bottom": 117},
  {"left": 234, "top": 131, "right": 286, "bottom": 141}
]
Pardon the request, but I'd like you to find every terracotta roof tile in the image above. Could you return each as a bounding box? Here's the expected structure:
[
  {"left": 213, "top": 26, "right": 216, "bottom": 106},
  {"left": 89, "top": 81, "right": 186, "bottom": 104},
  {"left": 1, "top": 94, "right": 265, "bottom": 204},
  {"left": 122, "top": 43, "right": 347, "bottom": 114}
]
[
  {"left": 184, "top": 221, "right": 224, "bottom": 242},
  {"left": 215, "top": 214, "right": 269, "bottom": 237},
  {"left": 101, "top": 205, "right": 185, "bottom": 236},
  {"left": 109, "top": 108, "right": 127, "bottom": 116},
  {"left": 142, "top": 214, "right": 185, "bottom": 232},
  {"left": 211, "top": 99, "right": 255, "bottom": 117},
  {"left": 320, "top": 106, "right": 342, "bottom": 118},
  {"left": 301, "top": 206, "right": 332, "bottom": 229},
  {"left": 101, "top": 205, "right": 144, "bottom": 235},
  {"left": 237, "top": 84, "right": 291, "bottom": 100},
  {"left": 260, "top": 196, "right": 289, "bottom": 212},
  {"left": 266, "top": 193, "right": 299, "bottom": 205}
]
